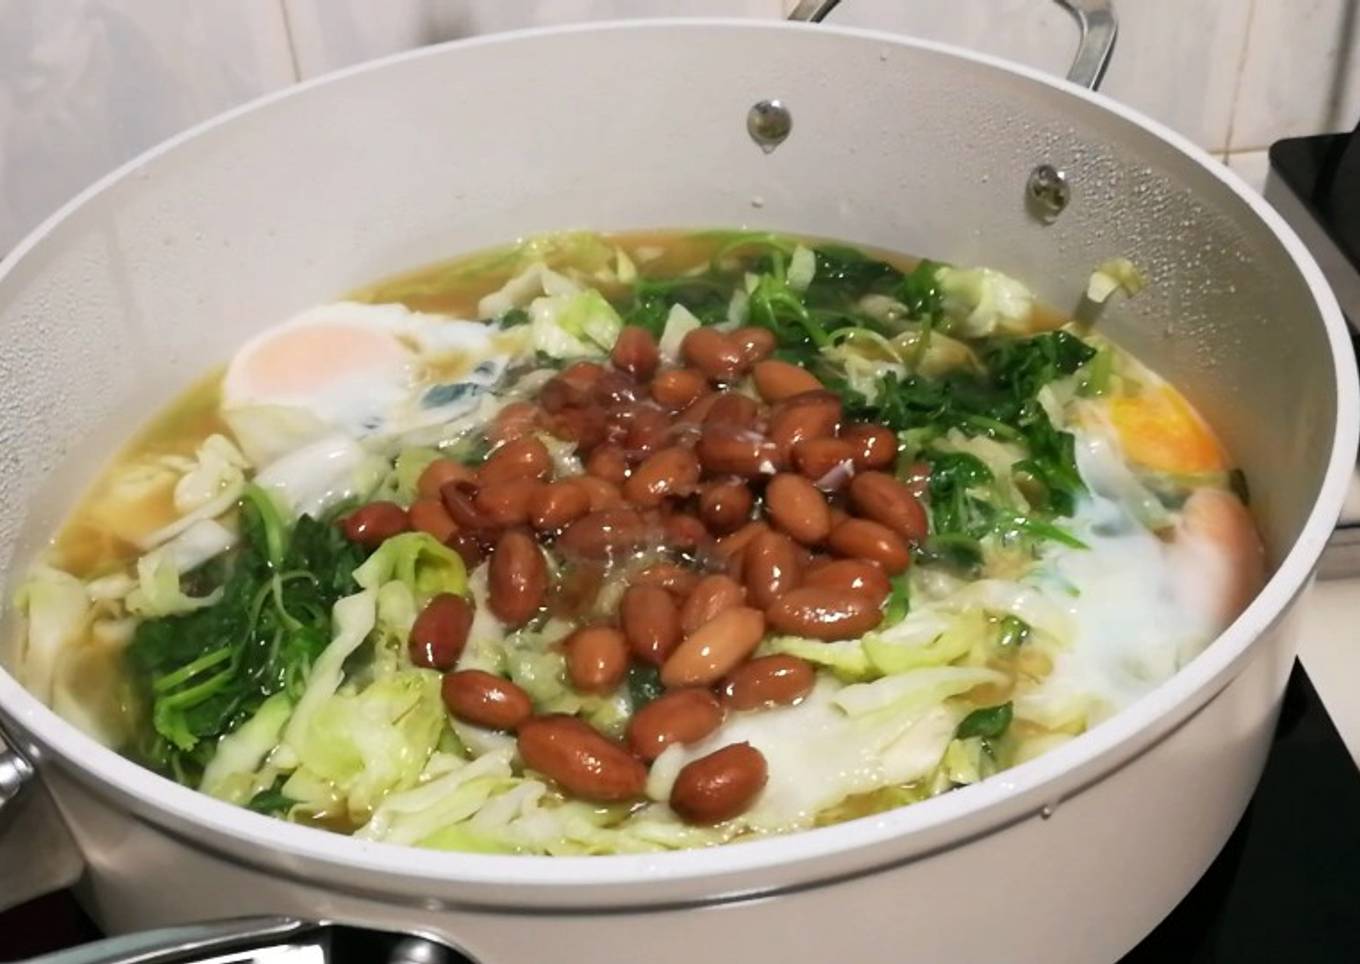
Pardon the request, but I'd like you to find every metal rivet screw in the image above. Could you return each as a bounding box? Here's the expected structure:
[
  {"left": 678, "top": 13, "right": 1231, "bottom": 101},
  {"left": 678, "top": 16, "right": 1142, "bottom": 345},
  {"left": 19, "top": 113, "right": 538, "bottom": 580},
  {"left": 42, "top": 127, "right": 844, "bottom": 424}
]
[
  {"left": 747, "top": 100, "right": 792, "bottom": 154},
  {"left": 1026, "top": 164, "right": 1071, "bottom": 222}
]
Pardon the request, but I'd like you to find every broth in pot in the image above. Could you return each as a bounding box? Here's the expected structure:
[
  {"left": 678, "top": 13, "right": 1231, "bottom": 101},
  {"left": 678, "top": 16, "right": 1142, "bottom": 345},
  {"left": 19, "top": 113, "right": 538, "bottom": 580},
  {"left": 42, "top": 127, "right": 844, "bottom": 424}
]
[{"left": 13, "top": 230, "right": 1263, "bottom": 852}]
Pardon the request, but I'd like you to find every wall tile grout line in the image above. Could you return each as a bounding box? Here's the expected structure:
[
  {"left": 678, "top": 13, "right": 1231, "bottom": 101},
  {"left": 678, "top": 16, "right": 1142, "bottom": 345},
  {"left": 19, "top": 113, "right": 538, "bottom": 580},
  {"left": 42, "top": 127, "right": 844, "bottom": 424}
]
[
  {"left": 273, "top": 0, "right": 303, "bottom": 85},
  {"left": 1221, "top": 0, "right": 1260, "bottom": 155}
]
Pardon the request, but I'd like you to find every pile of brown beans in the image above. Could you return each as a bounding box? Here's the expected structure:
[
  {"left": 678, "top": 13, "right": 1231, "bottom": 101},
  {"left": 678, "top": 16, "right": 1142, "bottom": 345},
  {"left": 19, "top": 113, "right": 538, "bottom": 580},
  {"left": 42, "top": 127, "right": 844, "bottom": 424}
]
[{"left": 339, "top": 322, "right": 930, "bottom": 824}]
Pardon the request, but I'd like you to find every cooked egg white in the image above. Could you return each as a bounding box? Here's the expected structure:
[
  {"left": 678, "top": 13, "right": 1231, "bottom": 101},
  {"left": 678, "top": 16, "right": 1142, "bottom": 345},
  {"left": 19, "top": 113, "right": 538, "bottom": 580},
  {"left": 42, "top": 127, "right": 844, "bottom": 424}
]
[{"left": 221, "top": 302, "right": 519, "bottom": 462}]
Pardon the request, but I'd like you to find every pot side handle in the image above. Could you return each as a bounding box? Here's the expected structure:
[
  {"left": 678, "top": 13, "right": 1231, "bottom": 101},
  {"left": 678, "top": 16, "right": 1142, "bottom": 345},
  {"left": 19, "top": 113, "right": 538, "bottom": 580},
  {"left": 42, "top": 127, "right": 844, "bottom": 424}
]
[
  {"left": 0, "top": 728, "right": 85, "bottom": 913},
  {"left": 787, "top": 0, "right": 1118, "bottom": 92}
]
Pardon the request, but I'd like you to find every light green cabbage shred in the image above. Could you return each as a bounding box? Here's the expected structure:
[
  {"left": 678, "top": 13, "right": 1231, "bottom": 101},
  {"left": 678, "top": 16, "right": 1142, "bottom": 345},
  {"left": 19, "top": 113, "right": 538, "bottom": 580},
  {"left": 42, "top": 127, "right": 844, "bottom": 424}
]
[
  {"left": 529, "top": 289, "right": 623, "bottom": 359},
  {"left": 282, "top": 670, "right": 445, "bottom": 822},
  {"left": 658, "top": 303, "right": 702, "bottom": 360},
  {"left": 14, "top": 566, "right": 91, "bottom": 704},
  {"left": 200, "top": 693, "right": 293, "bottom": 803},
  {"left": 125, "top": 549, "right": 223, "bottom": 618},
  {"left": 936, "top": 265, "right": 1035, "bottom": 337},
  {"left": 1086, "top": 257, "right": 1145, "bottom": 303},
  {"left": 353, "top": 532, "right": 468, "bottom": 599}
]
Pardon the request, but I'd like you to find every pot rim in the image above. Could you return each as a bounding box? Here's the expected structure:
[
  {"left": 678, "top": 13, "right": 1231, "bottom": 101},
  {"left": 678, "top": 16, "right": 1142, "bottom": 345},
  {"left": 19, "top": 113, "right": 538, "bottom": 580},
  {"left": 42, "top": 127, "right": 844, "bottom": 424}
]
[{"left": 1, "top": 17, "right": 1356, "bottom": 900}]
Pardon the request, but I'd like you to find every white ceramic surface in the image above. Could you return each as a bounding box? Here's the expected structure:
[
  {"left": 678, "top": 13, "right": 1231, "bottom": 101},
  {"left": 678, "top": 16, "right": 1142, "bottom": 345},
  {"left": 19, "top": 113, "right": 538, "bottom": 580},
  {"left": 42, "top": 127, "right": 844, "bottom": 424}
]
[
  {"left": 0, "top": 19, "right": 1355, "bottom": 964},
  {"left": 0, "top": 0, "right": 294, "bottom": 254},
  {"left": 1230, "top": 0, "right": 1360, "bottom": 150},
  {"left": 1226, "top": 149, "right": 1273, "bottom": 194},
  {"left": 822, "top": 0, "right": 1253, "bottom": 152},
  {"left": 282, "top": 0, "right": 787, "bottom": 78}
]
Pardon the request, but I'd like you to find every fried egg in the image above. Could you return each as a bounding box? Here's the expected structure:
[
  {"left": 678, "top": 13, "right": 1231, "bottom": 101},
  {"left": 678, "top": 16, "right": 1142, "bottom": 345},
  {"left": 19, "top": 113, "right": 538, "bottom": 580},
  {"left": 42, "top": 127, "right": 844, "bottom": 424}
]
[{"left": 221, "top": 302, "right": 517, "bottom": 463}]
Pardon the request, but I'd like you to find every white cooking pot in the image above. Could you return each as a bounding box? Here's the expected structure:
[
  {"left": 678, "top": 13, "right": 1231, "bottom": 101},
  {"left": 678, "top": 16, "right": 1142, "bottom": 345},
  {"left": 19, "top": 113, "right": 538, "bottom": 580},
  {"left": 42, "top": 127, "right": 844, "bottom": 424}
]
[{"left": 1, "top": 4, "right": 1356, "bottom": 962}]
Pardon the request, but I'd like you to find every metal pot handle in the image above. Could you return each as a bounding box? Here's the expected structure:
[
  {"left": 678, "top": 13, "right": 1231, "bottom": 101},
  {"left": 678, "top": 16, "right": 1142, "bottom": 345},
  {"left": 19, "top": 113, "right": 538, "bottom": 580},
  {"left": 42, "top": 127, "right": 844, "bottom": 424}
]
[
  {"left": 26, "top": 917, "right": 473, "bottom": 964},
  {"left": 0, "top": 724, "right": 85, "bottom": 913},
  {"left": 788, "top": 0, "right": 1118, "bottom": 91}
]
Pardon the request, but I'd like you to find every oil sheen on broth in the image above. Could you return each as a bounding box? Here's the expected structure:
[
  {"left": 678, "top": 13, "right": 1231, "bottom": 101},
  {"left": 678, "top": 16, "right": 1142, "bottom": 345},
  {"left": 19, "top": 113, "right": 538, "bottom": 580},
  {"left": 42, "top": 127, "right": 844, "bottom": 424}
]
[{"left": 14, "top": 230, "right": 1265, "bottom": 853}]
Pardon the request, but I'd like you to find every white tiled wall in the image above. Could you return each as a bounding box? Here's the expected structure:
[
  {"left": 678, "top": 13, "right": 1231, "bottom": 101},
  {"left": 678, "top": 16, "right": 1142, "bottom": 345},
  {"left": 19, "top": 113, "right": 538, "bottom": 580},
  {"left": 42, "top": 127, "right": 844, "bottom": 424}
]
[{"left": 1, "top": 0, "right": 1356, "bottom": 252}]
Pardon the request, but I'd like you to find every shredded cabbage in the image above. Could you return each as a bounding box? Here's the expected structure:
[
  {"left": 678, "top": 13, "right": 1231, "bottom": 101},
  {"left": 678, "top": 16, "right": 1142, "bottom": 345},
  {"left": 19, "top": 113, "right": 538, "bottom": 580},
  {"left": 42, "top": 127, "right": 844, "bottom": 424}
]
[
  {"left": 282, "top": 669, "right": 445, "bottom": 822},
  {"left": 1086, "top": 257, "right": 1145, "bottom": 303},
  {"left": 275, "top": 589, "right": 377, "bottom": 769},
  {"left": 14, "top": 567, "right": 90, "bottom": 704},
  {"left": 937, "top": 266, "right": 1035, "bottom": 337},
  {"left": 200, "top": 693, "right": 293, "bottom": 803},
  {"left": 786, "top": 244, "right": 817, "bottom": 293},
  {"left": 658, "top": 303, "right": 702, "bottom": 361},
  {"left": 125, "top": 549, "right": 223, "bottom": 618},
  {"left": 529, "top": 289, "right": 623, "bottom": 359},
  {"left": 352, "top": 532, "right": 468, "bottom": 599}
]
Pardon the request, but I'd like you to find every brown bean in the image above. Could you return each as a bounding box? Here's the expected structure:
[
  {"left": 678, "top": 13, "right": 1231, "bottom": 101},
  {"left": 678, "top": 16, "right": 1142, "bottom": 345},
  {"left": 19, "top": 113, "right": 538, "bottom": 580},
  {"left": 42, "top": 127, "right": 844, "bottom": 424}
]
[
  {"left": 531, "top": 479, "right": 591, "bottom": 532},
  {"left": 681, "top": 328, "right": 746, "bottom": 382},
  {"left": 548, "top": 561, "right": 604, "bottom": 621},
  {"left": 440, "top": 483, "right": 495, "bottom": 541},
  {"left": 591, "top": 370, "right": 642, "bottom": 406},
  {"left": 621, "top": 585, "right": 682, "bottom": 666},
  {"left": 802, "top": 559, "right": 892, "bottom": 607},
  {"left": 768, "top": 391, "right": 841, "bottom": 460},
  {"left": 646, "top": 512, "right": 699, "bottom": 554},
  {"left": 731, "top": 326, "right": 777, "bottom": 364},
  {"left": 670, "top": 743, "right": 768, "bottom": 824},
  {"left": 537, "top": 376, "right": 591, "bottom": 414},
  {"left": 697, "top": 424, "right": 781, "bottom": 477},
  {"left": 475, "top": 477, "right": 545, "bottom": 528},
  {"left": 487, "top": 401, "right": 542, "bottom": 446},
  {"left": 704, "top": 391, "right": 760, "bottom": 430},
  {"left": 408, "top": 497, "right": 458, "bottom": 544},
  {"left": 722, "top": 654, "right": 816, "bottom": 710},
  {"left": 828, "top": 506, "right": 851, "bottom": 530},
  {"left": 624, "top": 446, "right": 701, "bottom": 508},
  {"left": 635, "top": 564, "right": 701, "bottom": 599},
  {"left": 408, "top": 593, "right": 475, "bottom": 670},
  {"left": 447, "top": 532, "right": 485, "bottom": 569},
  {"left": 697, "top": 480, "right": 753, "bottom": 535},
  {"left": 564, "top": 626, "right": 630, "bottom": 694},
  {"left": 827, "top": 518, "right": 912, "bottom": 574},
  {"left": 557, "top": 508, "right": 648, "bottom": 559},
  {"left": 752, "top": 360, "right": 822, "bottom": 402},
  {"left": 441, "top": 670, "right": 532, "bottom": 731},
  {"left": 573, "top": 475, "right": 625, "bottom": 511},
  {"left": 517, "top": 715, "right": 646, "bottom": 802},
  {"left": 764, "top": 473, "right": 831, "bottom": 545},
  {"left": 606, "top": 403, "right": 671, "bottom": 457},
  {"left": 902, "top": 460, "right": 931, "bottom": 499},
  {"left": 767, "top": 586, "right": 884, "bottom": 639},
  {"left": 679, "top": 574, "right": 747, "bottom": 635},
  {"left": 626, "top": 688, "right": 725, "bottom": 761},
  {"left": 611, "top": 325, "right": 660, "bottom": 379},
  {"left": 479, "top": 436, "right": 551, "bottom": 485},
  {"left": 743, "top": 530, "right": 804, "bottom": 608},
  {"left": 585, "top": 444, "right": 630, "bottom": 486},
  {"left": 488, "top": 529, "right": 547, "bottom": 627},
  {"left": 341, "top": 501, "right": 409, "bottom": 548},
  {"left": 674, "top": 390, "right": 722, "bottom": 427},
  {"left": 651, "top": 368, "right": 710, "bottom": 410},
  {"left": 417, "top": 458, "right": 475, "bottom": 501},
  {"left": 842, "top": 423, "right": 898, "bottom": 471},
  {"left": 559, "top": 360, "right": 607, "bottom": 392},
  {"left": 544, "top": 404, "right": 607, "bottom": 451},
  {"left": 848, "top": 471, "right": 929, "bottom": 543},
  {"left": 661, "top": 606, "right": 766, "bottom": 687},
  {"left": 715, "top": 520, "right": 770, "bottom": 562},
  {"left": 792, "top": 437, "right": 858, "bottom": 489}
]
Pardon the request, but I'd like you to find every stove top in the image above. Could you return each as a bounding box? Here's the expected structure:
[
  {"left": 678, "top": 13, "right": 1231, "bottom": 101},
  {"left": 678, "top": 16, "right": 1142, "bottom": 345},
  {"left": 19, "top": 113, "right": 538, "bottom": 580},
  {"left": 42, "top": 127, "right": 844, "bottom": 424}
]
[{"left": 3, "top": 660, "right": 1356, "bottom": 963}]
